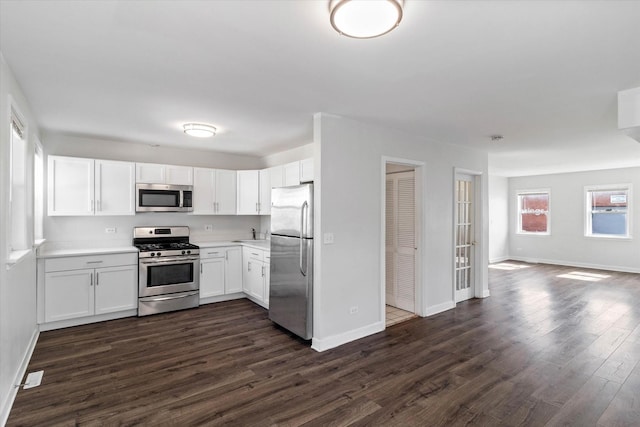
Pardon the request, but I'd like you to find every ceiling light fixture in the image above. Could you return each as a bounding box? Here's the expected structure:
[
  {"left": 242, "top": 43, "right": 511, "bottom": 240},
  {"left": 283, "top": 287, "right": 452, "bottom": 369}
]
[
  {"left": 183, "top": 123, "right": 217, "bottom": 138},
  {"left": 329, "top": 0, "right": 403, "bottom": 39}
]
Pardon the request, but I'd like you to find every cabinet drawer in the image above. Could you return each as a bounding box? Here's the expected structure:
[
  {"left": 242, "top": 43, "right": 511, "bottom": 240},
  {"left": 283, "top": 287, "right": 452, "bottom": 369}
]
[
  {"left": 200, "top": 246, "right": 238, "bottom": 259},
  {"left": 45, "top": 253, "right": 138, "bottom": 272},
  {"left": 243, "top": 247, "right": 263, "bottom": 262}
]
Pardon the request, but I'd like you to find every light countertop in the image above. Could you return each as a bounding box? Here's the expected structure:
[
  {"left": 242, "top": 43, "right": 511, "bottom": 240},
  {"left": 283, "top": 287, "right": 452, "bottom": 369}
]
[{"left": 38, "top": 246, "right": 139, "bottom": 258}]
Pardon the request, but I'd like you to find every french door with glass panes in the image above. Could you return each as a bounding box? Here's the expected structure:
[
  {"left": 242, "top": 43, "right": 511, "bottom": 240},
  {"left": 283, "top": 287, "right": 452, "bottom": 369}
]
[{"left": 454, "top": 174, "right": 475, "bottom": 302}]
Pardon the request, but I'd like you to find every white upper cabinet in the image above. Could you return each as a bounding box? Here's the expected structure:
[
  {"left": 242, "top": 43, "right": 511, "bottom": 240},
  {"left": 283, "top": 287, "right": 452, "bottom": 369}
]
[
  {"left": 193, "top": 168, "right": 237, "bottom": 215},
  {"left": 166, "top": 165, "right": 193, "bottom": 185},
  {"left": 237, "top": 170, "right": 260, "bottom": 215},
  {"left": 300, "top": 158, "right": 314, "bottom": 183},
  {"left": 136, "top": 162, "right": 193, "bottom": 185},
  {"left": 48, "top": 156, "right": 135, "bottom": 216},
  {"left": 95, "top": 160, "right": 135, "bottom": 215},
  {"left": 269, "top": 165, "right": 284, "bottom": 189},
  {"left": 48, "top": 156, "right": 95, "bottom": 216},
  {"left": 283, "top": 161, "right": 301, "bottom": 187},
  {"left": 259, "top": 169, "right": 271, "bottom": 215}
]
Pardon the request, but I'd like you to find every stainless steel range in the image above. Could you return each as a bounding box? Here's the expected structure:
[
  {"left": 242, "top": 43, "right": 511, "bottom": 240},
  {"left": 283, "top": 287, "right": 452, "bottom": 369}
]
[{"left": 133, "top": 226, "right": 200, "bottom": 316}]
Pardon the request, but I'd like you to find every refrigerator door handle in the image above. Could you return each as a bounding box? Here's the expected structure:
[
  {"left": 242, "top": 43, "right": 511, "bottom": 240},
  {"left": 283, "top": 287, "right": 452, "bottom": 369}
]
[{"left": 299, "top": 201, "right": 308, "bottom": 276}]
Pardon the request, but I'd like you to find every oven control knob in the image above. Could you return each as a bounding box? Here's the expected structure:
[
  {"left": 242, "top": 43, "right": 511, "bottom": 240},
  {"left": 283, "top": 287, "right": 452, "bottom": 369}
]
[
  {"left": 182, "top": 250, "right": 185, "bottom": 255},
  {"left": 156, "top": 252, "right": 161, "bottom": 257},
  {"left": 187, "top": 250, "right": 191, "bottom": 254},
  {"left": 150, "top": 253, "right": 155, "bottom": 257}
]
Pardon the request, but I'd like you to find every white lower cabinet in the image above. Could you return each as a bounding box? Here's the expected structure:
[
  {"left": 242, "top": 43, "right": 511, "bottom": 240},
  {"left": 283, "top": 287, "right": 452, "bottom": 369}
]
[
  {"left": 200, "top": 246, "right": 242, "bottom": 301},
  {"left": 41, "top": 253, "right": 138, "bottom": 325},
  {"left": 242, "top": 246, "right": 270, "bottom": 308}
]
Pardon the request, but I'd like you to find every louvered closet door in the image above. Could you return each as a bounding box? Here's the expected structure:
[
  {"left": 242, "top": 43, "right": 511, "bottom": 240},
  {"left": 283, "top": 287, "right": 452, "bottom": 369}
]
[{"left": 385, "top": 171, "right": 416, "bottom": 312}]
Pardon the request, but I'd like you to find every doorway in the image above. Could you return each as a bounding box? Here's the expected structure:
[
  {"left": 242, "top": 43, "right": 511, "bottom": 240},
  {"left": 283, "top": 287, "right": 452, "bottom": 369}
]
[
  {"left": 383, "top": 161, "right": 422, "bottom": 327},
  {"left": 454, "top": 172, "right": 478, "bottom": 303}
]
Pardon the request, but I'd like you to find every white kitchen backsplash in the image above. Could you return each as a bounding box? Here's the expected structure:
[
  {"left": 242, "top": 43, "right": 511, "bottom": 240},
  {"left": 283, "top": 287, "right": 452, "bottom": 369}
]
[{"left": 44, "top": 214, "right": 263, "bottom": 246}]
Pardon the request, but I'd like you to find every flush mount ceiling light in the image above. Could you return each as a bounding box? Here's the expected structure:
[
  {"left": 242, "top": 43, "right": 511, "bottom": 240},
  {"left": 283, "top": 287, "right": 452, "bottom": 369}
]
[
  {"left": 330, "top": 0, "right": 403, "bottom": 39},
  {"left": 183, "top": 123, "right": 217, "bottom": 138}
]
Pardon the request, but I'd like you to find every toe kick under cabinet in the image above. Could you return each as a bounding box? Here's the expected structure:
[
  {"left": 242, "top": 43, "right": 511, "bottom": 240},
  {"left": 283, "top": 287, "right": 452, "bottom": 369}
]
[{"left": 37, "top": 252, "right": 138, "bottom": 330}]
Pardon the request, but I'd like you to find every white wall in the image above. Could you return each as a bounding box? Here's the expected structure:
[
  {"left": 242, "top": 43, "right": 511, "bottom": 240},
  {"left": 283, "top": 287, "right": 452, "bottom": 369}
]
[
  {"left": 312, "top": 113, "right": 489, "bottom": 351},
  {"left": 0, "top": 54, "right": 40, "bottom": 424},
  {"left": 489, "top": 175, "right": 509, "bottom": 262},
  {"left": 44, "top": 132, "right": 263, "bottom": 170},
  {"left": 260, "top": 143, "right": 313, "bottom": 168},
  {"left": 509, "top": 167, "right": 640, "bottom": 272}
]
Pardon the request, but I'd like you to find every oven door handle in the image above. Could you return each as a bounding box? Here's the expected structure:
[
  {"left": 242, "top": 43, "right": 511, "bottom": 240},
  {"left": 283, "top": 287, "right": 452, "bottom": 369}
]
[
  {"left": 140, "top": 256, "right": 200, "bottom": 265},
  {"left": 139, "top": 291, "right": 199, "bottom": 303}
]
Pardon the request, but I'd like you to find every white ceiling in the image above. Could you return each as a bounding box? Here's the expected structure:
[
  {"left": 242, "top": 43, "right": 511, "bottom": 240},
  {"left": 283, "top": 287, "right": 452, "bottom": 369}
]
[{"left": 1, "top": 0, "right": 640, "bottom": 176}]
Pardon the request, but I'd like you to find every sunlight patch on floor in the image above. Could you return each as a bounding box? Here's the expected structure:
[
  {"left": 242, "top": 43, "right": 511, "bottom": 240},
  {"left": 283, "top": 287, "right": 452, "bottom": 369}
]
[
  {"left": 489, "top": 262, "right": 532, "bottom": 270},
  {"left": 557, "top": 271, "right": 611, "bottom": 282}
]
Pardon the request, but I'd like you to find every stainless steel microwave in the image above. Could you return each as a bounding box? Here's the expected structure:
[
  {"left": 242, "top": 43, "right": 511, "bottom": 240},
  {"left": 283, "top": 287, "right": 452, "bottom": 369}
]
[{"left": 136, "top": 183, "right": 193, "bottom": 212}]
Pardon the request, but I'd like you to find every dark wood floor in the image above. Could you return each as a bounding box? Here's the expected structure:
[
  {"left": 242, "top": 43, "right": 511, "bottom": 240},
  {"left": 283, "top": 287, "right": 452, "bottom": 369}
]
[{"left": 8, "top": 262, "right": 640, "bottom": 426}]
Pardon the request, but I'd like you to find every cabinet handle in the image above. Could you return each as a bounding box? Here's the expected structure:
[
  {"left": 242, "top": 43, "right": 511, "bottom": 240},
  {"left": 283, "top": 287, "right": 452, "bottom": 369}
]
[
  {"left": 251, "top": 252, "right": 259, "bottom": 256},
  {"left": 225, "top": 251, "right": 228, "bottom": 261},
  {"left": 96, "top": 272, "right": 99, "bottom": 286},
  {"left": 86, "top": 260, "right": 103, "bottom": 264},
  {"left": 261, "top": 265, "right": 265, "bottom": 277},
  {"left": 248, "top": 261, "right": 251, "bottom": 272},
  {"left": 90, "top": 273, "right": 93, "bottom": 286},
  {"left": 200, "top": 264, "right": 203, "bottom": 274}
]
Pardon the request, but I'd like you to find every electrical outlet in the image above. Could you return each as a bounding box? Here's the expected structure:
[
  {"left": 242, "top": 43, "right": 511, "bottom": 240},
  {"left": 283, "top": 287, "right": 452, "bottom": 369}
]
[
  {"left": 324, "top": 232, "right": 334, "bottom": 244},
  {"left": 205, "top": 224, "right": 213, "bottom": 232},
  {"left": 349, "top": 306, "right": 358, "bottom": 315},
  {"left": 105, "top": 227, "right": 116, "bottom": 234}
]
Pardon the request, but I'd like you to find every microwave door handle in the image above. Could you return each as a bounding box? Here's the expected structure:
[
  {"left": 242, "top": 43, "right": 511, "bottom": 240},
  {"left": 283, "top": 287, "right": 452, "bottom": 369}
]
[{"left": 179, "top": 191, "right": 184, "bottom": 208}]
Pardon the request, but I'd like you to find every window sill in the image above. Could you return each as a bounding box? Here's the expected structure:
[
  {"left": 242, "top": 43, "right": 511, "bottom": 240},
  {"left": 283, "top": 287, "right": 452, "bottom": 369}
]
[
  {"left": 584, "top": 235, "right": 632, "bottom": 241},
  {"left": 6, "top": 249, "right": 33, "bottom": 270},
  {"left": 516, "top": 232, "right": 551, "bottom": 237},
  {"left": 34, "top": 239, "right": 46, "bottom": 249}
]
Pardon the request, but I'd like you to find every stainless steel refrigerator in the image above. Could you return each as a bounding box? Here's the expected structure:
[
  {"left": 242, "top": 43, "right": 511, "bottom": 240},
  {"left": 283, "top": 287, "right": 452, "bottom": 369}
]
[{"left": 269, "top": 183, "right": 313, "bottom": 340}]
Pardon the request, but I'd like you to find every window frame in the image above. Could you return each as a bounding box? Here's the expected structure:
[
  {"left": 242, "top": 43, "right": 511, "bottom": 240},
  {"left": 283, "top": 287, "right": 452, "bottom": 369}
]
[
  {"left": 584, "top": 184, "right": 632, "bottom": 239},
  {"left": 516, "top": 188, "right": 551, "bottom": 236}
]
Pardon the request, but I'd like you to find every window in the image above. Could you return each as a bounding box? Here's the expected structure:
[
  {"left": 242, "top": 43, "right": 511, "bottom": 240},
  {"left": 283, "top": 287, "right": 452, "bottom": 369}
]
[
  {"left": 585, "top": 185, "right": 631, "bottom": 238},
  {"left": 517, "top": 190, "right": 550, "bottom": 234},
  {"left": 34, "top": 139, "right": 44, "bottom": 242},
  {"left": 9, "top": 105, "right": 28, "bottom": 253}
]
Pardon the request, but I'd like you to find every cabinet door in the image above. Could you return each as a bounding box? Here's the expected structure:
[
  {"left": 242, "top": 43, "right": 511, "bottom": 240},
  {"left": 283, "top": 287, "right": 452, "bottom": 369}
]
[
  {"left": 269, "top": 165, "right": 284, "bottom": 188},
  {"left": 94, "top": 265, "right": 138, "bottom": 315},
  {"left": 166, "top": 165, "right": 193, "bottom": 185},
  {"left": 95, "top": 160, "right": 135, "bottom": 216},
  {"left": 200, "top": 257, "right": 225, "bottom": 298},
  {"left": 48, "top": 156, "right": 95, "bottom": 216},
  {"left": 300, "top": 158, "right": 314, "bottom": 183},
  {"left": 215, "top": 169, "right": 237, "bottom": 215},
  {"left": 225, "top": 247, "right": 243, "bottom": 293},
  {"left": 192, "top": 167, "right": 216, "bottom": 215},
  {"left": 259, "top": 169, "right": 271, "bottom": 215},
  {"left": 237, "top": 170, "right": 260, "bottom": 215},
  {"left": 136, "top": 163, "right": 165, "bottom": 183},
  {"left": 44, "top": 269, "right": 94, "bottom": 322},
  {"left": 248, "top": 260, "right": 265, "bottom": 301},
  {"left": 283, "top": 161, "right": 301, "bottom": 187},
  {"left": 242, "top": 247, "right": 253, "bottom": 294},
  {"left": 263, "top": 261, "right": 270, "bottom": 306}
]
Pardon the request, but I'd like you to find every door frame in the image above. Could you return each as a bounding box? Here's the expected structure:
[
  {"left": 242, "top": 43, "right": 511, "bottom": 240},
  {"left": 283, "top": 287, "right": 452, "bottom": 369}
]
[
  {"left": 380, "top": 156, "right": 425, "bottom": 326},
  {"left": 452, "top": 168, "right": 484, "bottom": 302}
]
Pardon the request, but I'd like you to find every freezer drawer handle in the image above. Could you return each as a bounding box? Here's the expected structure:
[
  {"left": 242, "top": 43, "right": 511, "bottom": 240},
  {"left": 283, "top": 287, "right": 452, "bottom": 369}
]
[{"left": 299, "top": 201, "right": 308, "bottom": 276}]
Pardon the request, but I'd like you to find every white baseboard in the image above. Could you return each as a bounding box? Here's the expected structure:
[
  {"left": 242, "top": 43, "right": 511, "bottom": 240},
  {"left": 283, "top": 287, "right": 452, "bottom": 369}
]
[
  {"left": 424, "top": 300, "right": 456, "bottom": 317},
  {"left": 479, "top": 289, "right": 491, "bottom": 298},
  {"left": 39, "top": 309, "right": 138, "bottom": 332},
  {"left": 508, "top": 256, "right": 640, "bottom": 274},
  {"left": 311, "top": 321, "right": 385, "bottom": 352},
  {"left": 489, "top": 256, "right": 510, "bottom": 264},
  {"left": 200, "top": 293, "right": 246, "bottom": 306},
  {"left": 1, "top": 327, "right": 39, "bottom": 426}
]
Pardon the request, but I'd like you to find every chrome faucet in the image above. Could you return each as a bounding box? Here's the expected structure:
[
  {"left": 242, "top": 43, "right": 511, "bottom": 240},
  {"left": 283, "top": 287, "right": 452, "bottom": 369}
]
[{"left": 252, "top": 228, "right": 256, "bottom": 240}]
